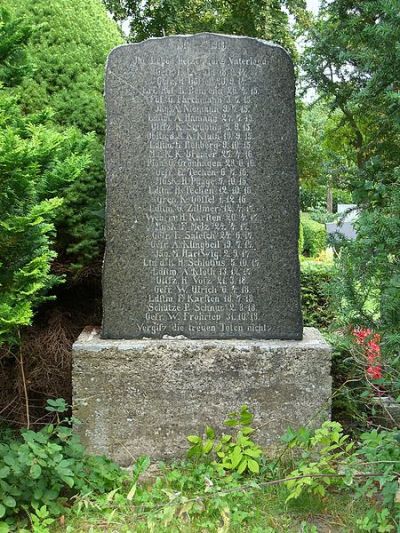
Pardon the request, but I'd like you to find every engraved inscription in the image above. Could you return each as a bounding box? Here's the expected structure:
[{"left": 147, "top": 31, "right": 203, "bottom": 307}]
[{"left": 136, "top": 51, "right": 267, "bottom": 336}]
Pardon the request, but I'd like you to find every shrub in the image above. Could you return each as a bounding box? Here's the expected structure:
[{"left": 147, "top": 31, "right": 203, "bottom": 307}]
[
  {"left": 298, "top": 220, "right": 304, "bottom": 254},
  {"left": 0, "top": 8, "right": 30, "bottom": 87},
  {"left": 3, "top": 0, "right": 123, "bottom": 134},
  {"left": 300, "top": 183, "right": 326, "bottom": 211},
  {"left": 301, "top": 213, "right": 327, "bottom": 257},
  {"left": 331, "top": 192, "right": 400, "bottom": 357},
  {"left": 0, "top": 9, "right": 91, "bottom": 346},
  {"left": 301, "top": 260, "right": 334, "bottom": 328},
  {"left": 0, "top": 97, "right": 91, "bottom": 345},
  {"left": 329, "top": 327, "right": 400, "bottom": 432},
  {"left": 3, "top": 0, "right": 124, "bottom": 270},
  {"left": 304, "top": 0, "right": 400, "bottom": 359},
  {"left": 283, "top": 422, "right": 400, "bottom": 532},
  {"left": 332, "top": 188, "right": 352, "bottom": 211},
  {"left": 0, "top": 399, "right": 125, "bottom": 529},
  {"left": 187, "top": 405, "right": 263, "bottom": 476}
]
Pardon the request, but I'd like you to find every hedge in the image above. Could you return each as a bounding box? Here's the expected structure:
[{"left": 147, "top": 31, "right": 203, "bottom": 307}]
[
  {"left": 301, "top": 260, "right": 334, "bottom": 328},
  {"left": 301, "top": 212, "right": 327, "bottom": 257}
]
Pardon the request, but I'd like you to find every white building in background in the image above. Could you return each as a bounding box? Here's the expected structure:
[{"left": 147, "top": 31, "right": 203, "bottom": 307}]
[{"left": 326, "top": 204, "right": 359, "bottom": 240}]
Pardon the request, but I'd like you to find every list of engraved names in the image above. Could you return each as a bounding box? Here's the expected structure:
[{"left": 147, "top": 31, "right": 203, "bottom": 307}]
[{"left": 140, "top": 41, "right": 269, "bottom": 336}]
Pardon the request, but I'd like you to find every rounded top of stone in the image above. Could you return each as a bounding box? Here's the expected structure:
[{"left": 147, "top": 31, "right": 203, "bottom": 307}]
[{"left": 106, "top": 32, "right": 293, "bottom": 69}]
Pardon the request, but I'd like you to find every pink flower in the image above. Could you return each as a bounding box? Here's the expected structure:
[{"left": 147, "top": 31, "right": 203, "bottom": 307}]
[
  {"left": 367, "top": 365, "right": 383, "bottom": 380},
  {"left": 353, "top": 328, "right": 383, "bottom": 381},
  {"left": 353, "top": 328, "right": 372, "bottom": 344}
]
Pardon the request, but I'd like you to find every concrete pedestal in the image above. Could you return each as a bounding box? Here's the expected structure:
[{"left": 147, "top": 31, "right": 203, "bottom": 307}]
[{"left": 72, "top": 327, "right": 331, "bottom": 465}]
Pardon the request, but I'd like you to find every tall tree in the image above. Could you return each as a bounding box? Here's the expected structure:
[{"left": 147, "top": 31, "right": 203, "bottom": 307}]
[
  {"left": 104, "top": 0, "right": 308, "bottom": 60},
  {"left": 297, "top": 101, "right": 354, "bottom": 212},
  {"left": 304, "top": 0, "right": 400, "bottom": 346}
]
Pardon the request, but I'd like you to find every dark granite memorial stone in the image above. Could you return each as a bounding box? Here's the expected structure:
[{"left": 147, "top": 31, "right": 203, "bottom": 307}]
[{"left": 102, "top": 33, "right": 302, "bottom": 339}]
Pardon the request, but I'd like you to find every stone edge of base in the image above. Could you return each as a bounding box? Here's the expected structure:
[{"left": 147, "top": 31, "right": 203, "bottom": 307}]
[{"left": 72, "top": 326, "right": 331, "bottom": 353}]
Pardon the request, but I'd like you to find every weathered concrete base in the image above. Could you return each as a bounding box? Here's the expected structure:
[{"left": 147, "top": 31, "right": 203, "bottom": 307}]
[{"left": 72, "top": 328, "right": 331, "bottom": 465}]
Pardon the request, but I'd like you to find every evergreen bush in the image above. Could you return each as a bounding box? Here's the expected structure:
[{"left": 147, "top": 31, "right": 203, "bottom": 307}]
[
  {"left": 3, "top": 0, "right": 124, "bottom": 270},
  {"left": 0, "top": 95, "right": 91, "bottom": 345},
  {"left": 298, "top": 220, "right": 304, "bottom": 255},
  {"left": 0, "top": 8, "right": 93, "bottom": 346},
  {"left": 301, "top": 260, "right": 333, "bottom": 328},
  {"left": 304, "top": 0, "right": 400, "bottom": 355},
  {"left": 3, "top": 0, "right": 123, "bottom": 134},
  {"left": 301, "top": 213, "right": 327, "bottom": 257}
]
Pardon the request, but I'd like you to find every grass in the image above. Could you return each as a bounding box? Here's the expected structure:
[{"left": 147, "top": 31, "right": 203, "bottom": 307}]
[{"left": 53, "top": 460, "right": 367, "bottom": 532}]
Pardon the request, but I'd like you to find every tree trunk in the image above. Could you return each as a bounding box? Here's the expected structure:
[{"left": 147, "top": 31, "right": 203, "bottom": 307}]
[{"left": 326, "top": 184, "right": 333, "bottom": 213}]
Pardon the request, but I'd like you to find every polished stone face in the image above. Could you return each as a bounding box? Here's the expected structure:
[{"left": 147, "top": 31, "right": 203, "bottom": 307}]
[{"left": 102, "top": 33, "right": 302, "bottom": 339}]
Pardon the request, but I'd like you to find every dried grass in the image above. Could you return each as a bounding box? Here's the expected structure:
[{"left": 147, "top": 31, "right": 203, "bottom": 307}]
[{"left": 0, "top": 275, "right": 101, "bottom": 428}]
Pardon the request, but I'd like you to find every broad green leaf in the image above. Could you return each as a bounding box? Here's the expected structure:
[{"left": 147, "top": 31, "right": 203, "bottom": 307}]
[
  {"left": 187, "top": 435, "right": 201, "bottom": 444},
  {"left": 0, "top": 466, "right": 10, "bottom": 479},
  {"left": 3, "top": 496, "right": 16, "bottom": 508},
  {"left": 244, "top": 448, "right": 261, "bottom": 458},
  {"left": 30, "top": 464, "right": 42, "bottom": 479},
  {"left": 247, "top": 458, "right": 260, "bottom": 474},
  {"left": 0, "top": 520, "right": 10, "bottom": 533},
  {"left": 237, "top": 459, "right": 247, "bottom": 475},
  {"left": 230, "top": 446, "right": 243, "bottom": 469},
  {"left": 203, "top": 440, "right": 214, "bottom": 454},
  {"left": 205, "top": 426, "right": 215, "bottom": 439},
  {"left": 62, "top": 476, "right": 74, "bottom": 488},
  {"left": 187, "top": 445, "right": 201, "bottom": 458}
]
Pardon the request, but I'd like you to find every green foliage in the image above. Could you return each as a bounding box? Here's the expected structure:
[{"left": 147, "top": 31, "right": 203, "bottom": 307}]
[
  {"left": 332, "top": 190, "right": 400, "bottom": 348},
  {"left": 298, "top": 220, "right": 304, "bottom": 255},
  {"left": 300, "top": 213, "right": 327, "bottom": 257},
  {"left": 304, "top": 0, "right": 400, "bottom": 354},
  {"left": 3, "top": 0, "right": 124, "bottom": 270},
  {"left": 29, "top": 504, "right": 55, "bottom": 533},
  {"left": 327, "top": 328, "right": 400, "bottom": 436},
  {"left": 0, "top": 8, "right": 95, "bottom": 345},
  {"left": 283, "top": 422, "right": 400, "bottom": 532},
  {"left": 0, "top": 8, "right": 30, "bottom": 87},
  {"left": 187, "top": 405, "right": 263, "bottom": 475},
  {"left": 297, "top": 101, "right": 354, "bottom": 213},
  {"left": 0, "top": 400, "right": 125, "bottom": 530},
  {"left": 105, "top": 0, "right": 308, "bottom": 61},
  {"left": 353, "top": 429, "right": 400, "bottom": 532},
  {"left": 70, "top": 459, "right": 263, "bottom": 531},
  {"left": 59, "top": 416, "right": 366, "bottom": 532},
  {"left": 0, "top": 92, "right": 92, "bottom": 344},
  {"left": 3, "top": 0, "right": 123, "bottom": 134},
  {"left": 283, "top": 421, "right": 353, "bottom": 501},
  {"left": 300, "top": 183, "right": 352, "bottom": 214},
  {"left": 50, "top": 131, "right": 105, "bottom": 268},
  {"left": 300, "top": 183, "right": 326, "bottom": 212},
  {"left": 300, "top": 260, "right": 334, "bottom": 328}
]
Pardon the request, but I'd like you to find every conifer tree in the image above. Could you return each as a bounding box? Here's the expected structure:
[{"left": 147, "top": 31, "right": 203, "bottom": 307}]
[
  {"left": 0, "top": 9, "right": 90, "bottom": 345},
  {"left": 3, "top": 0, "right": 124, "bottom": 270}
]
